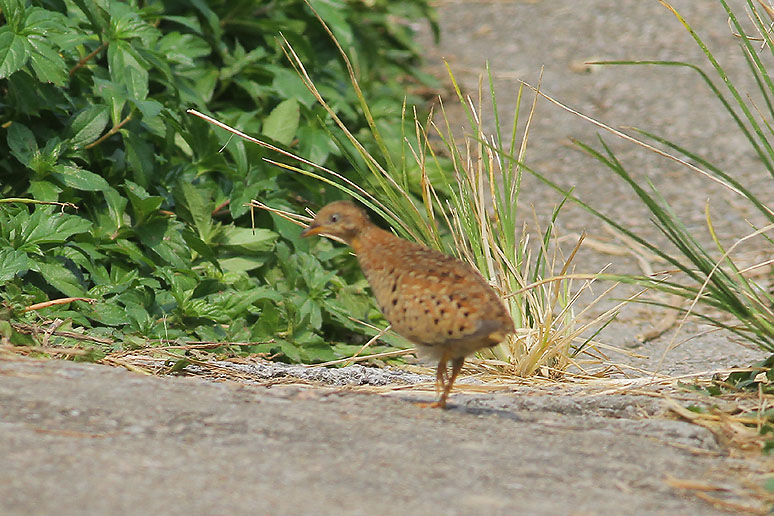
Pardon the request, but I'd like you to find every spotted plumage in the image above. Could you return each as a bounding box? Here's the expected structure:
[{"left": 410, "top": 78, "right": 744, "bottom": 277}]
[{"left": 301, "top": 201, "right": 514, "bottom": 408}]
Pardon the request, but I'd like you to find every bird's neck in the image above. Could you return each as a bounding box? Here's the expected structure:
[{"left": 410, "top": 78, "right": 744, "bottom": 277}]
[{"left": 349, "top": 223, "right": 395, "bottom": 256}]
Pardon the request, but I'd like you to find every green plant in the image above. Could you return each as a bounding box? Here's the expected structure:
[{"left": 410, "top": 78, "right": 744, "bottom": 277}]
[
  {"left": 0, "top": 0, "right": 435, "bottom": 363},
  {"left": 507, "top": 1, "right": 774, "bottom": 365},
  {"left": 203, "top": 22, "right": 619, "bottom": 377}
]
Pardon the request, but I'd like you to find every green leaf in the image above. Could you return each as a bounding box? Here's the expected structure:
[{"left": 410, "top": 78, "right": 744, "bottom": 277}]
[
  {"left": 220, "top": 45, "right": 268, "bottom": 81},
  {"left": 132, "top": 98, "right": 162, "bottom": 120},
  {"left": 218, "top": 226, "right": 278, "bottom": 252},
  {"left": 168, "top": 358, "right": 191, "bottom": 372},
  {"left": 191, "top": 278, "right": 225, "bottom": 298},
  {"left": 28, "top": 180, "right": 62, "bottom": 201},
  {"left": 7, "top": 122, "right": 37, "bottom": 166},
  {"left": 312, "top": 0, "right": 353, "bottom": 47},
  {"left": 37, "top": 261, "right": 86, "bottom": 297},
  {"left": 124, "top": 180, "right": 162, "bottom": 223},
  {"left": 22, "top": 7, "right": 71, "bottom": 38},
  {"left": 0, "top": 321, "right": 12, "bottom": 339},
  {"left": 93, "top": 78, "right": 128, "bottom": 125},
  {"left": 160, "top": 15, "right": 203, "bottom": 35},
  {"left": 262, "top": 98, "right": 299, "bottom": 146},
  {"left": 297, "top": 126, "right": 336, "bottom": 165},
  {"left": 295, "top": 332, "right": 337, "bottom": 363},
  {"left": 67, "top": 105, "right": 110, "bottom": 149},
  {"left": 123, "top": 299, "right": 154, "bottom": 329},
  {"left": 177, "top": 181, "right": 213, "bottom": 243},
  {"left": 298, "top": 297, "right": 323, "bottom": 330},
  {"left": 27, "top": 37, "right": 67, "bottom": 86},
  {"left": 137, "top": 218, "right": 188, "bottom": 268},
  {"left": 109, "top": 1, "right": 154, "bottom": 41},
  {"left": 270, "top": 67, "right": 316, "bottom": 107},
  {"left": 182, "top": 298, "right": 228, "bottom": 323},
  {"left": 11, "top": 134, "right": 62, "bottom": 177},
  {"left": 0, "top": 27, "right": 30, "bottom": 79},
  {"left": 70, "top": 0, "right": 110, "bottom": 34},
  {"left": 327, "top": 284, "right": 373, "bottom": 322},
  {"left": 86, "top": 302, "right": 131, "bottom": 326},
  {"left": 251, "top": 301, "right": 282, "bottom": 341},
  {"left": 181, "top": 229, "right": 220, "bottom": 271},
  {"left": 229, "top": 179, "right": 271, "bottom": 219},
  {"left": 102, "top": 238, "right": 154, "bottom": 269},
  {"left": 24, "top": 209, "right": 92, "bottom": 245},
  {"left": 10, "top": 326, "right": 35, "bottom": 346},
  {"left": 296, "top": 253, "right": 335, "bottom": 291},
  {"left": 103, "top": 187, "right": 128, "bottom": 231},
  {"left": 122, "top": 131, "right": 155, "bottom": 187},
  {"left": 157, "top": 32, "right": 211, "bottom": 68},
  {"left": 213, "top": 287, "right": 280, "bottom": 316},
  {"left": 53, "top": 164, "right": 110, "bottom": 191},
  {"left": 108, "top": 40, "right": 148, "bottom": 100},
  {"left": 278, "top": 340, "right": 302, "bottom": 363},
  {"left": 188, "top": 0, "right": 221, "bottom": 38},
  {"left": 0, "top": 248, "right": 30, "bottom": 281},
  {"left": 223, "top": 135, "right": 248, "bottom": 177},
  {"left": 0, "top": 0, "right": 25, "bottom": 29},
  {"left": 219, "top": 256, "right": 268, "bottom": 273}
]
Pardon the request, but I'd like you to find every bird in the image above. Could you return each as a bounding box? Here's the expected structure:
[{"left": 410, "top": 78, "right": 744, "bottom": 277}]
[{"left": 301, "top": 200, "right": 514, "bottom": 408}]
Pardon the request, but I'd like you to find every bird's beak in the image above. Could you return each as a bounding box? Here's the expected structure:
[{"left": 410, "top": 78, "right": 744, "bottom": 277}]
[{"left": 301, "top": 223, "right": 324, "bottom": 238}]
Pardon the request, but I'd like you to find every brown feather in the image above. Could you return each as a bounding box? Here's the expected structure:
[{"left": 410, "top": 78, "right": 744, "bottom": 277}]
[{"left": 302, "top": 201, "right": 515, "bottom": 407}]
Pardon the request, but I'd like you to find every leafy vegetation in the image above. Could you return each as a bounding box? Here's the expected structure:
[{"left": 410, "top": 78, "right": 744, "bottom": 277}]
[
  {"left": 227, "top": 25, "right": 619, "bottom": 378},
  {"left": 0, "top": 0, "right": 437, "bottom": 363}
]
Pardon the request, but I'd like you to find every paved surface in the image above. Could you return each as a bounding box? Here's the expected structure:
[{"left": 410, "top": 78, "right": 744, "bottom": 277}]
[
  {"left": 0, "top": 358, "right": 760, "bottom": 515},
  {"left": 419, "top": 0, "right": 773, "bottom": 240}
]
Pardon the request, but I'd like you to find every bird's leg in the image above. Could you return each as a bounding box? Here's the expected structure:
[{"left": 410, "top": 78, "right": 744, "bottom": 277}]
[
  {"left": 416, "top": 354, "right": 450, "bottom": 409},
  {"left": 447, "top": 357, "right": 464, "bottom": 392},
  {"left": 435, "top": 359, "right": 448, "bottom": 395},
  {"left": 434, "top": 357, "right": 464, "bottom": 409},
  {"left": 418, "top": 356, "right": 464, "bottom": 409}
]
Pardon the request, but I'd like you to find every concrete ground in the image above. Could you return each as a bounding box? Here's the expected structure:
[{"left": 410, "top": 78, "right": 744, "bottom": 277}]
[{"left": 0, "top": 358, "right": 767, "bottom": 515}]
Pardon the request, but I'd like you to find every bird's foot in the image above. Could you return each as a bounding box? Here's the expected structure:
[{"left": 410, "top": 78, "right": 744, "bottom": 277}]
[{"left": 415, "top": 399, "right": 447, "bottom": 409}]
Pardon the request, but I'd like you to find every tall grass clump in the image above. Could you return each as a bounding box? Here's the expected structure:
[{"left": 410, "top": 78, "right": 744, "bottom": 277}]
[
  {"left": 193, "top": 8, "right": 620, "bottom": 378},
  {"left": 515, "top": 0, "right": 774, "bottom": 384}
]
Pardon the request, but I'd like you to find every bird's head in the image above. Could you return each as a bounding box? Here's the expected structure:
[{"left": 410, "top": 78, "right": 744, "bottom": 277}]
[{"left": 300, "top": 201, "right": 371, "bottom": 244}]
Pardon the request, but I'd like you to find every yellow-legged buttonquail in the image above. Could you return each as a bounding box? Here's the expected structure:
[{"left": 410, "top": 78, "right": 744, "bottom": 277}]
[{"left": 301, "top": 201, "right": 514, "bottom": 408}]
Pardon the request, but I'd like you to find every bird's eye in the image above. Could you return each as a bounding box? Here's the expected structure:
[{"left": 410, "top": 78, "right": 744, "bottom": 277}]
[{"left": 330, "top": 214, "right": 339, "bottom": 223}]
